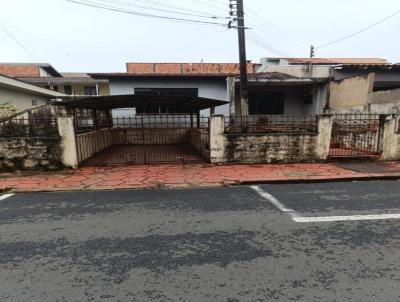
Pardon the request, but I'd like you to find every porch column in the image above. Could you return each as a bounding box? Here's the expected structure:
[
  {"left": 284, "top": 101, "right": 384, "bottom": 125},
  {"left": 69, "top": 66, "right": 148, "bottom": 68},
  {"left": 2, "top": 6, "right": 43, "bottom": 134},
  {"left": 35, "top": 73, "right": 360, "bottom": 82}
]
[
  {"left": 57, "top": 116, "right": 79, "bottom": 169},
  {"left": 190, "top": 111, "right": 194, "bottom": 129},
  {"left": 196, "top": 110, "right": 201, "bottom": 129}
]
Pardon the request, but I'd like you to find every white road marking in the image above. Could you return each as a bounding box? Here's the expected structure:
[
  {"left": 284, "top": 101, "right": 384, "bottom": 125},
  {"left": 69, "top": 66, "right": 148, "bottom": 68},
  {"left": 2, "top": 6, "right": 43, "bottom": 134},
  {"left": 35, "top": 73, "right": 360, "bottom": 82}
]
[
  {"left": 250, "top": 185, "right": 400, "bottom": 224},
  {"left": 250, "top": 185, "right": 295, "bottom": 213},
  {"left": 0, "top": 193, "right": 15, "bottom": 201},
  {"left": 293, "top": 214, "right": 400, "bottom": 223}
]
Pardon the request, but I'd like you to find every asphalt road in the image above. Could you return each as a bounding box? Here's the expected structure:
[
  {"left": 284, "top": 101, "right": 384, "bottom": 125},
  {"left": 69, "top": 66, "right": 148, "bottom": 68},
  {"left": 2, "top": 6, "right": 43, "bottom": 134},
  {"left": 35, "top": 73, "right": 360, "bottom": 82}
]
[{"left": 1, "top": 180, "right": 400, "bottom": 301}]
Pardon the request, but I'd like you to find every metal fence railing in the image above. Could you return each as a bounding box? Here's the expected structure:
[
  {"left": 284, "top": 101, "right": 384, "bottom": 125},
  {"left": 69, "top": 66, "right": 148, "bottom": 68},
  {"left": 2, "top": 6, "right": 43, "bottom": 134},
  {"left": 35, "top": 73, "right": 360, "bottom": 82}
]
[
  {"left": 224, "top": 115, "right": 318, "bottom": 134},
  {"left": 0, "top": 117, "right": 59, "bottom": 138},
  {"left": 74, "top": 114, "right": 210, "bottom": 133}
]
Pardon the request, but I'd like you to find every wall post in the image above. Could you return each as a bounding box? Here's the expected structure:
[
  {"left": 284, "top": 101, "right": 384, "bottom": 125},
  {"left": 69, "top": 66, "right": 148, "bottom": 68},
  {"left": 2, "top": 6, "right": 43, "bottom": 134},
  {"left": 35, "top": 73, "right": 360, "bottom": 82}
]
[
  {"left": 380, "top": 114, "right": 400, "bottom": 161},
  {"left": 57, "top": 116, "right": 79, "bottom": 169},
  {"left": 315, "top": 114, "right": 333, "bottom": 160},
  {"left": 209, "top": 115, "right": 226, "bottom": 163}
]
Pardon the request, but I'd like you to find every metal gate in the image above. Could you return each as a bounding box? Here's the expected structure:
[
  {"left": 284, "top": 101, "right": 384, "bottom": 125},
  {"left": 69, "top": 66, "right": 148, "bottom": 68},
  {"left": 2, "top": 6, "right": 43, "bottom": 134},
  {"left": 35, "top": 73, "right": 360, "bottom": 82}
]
[
  {"left": 329, "top": 114, "right": 382, "bottom": 159},
  {"left": 75, "top": 115, "right": 210, "bottom": 166}
]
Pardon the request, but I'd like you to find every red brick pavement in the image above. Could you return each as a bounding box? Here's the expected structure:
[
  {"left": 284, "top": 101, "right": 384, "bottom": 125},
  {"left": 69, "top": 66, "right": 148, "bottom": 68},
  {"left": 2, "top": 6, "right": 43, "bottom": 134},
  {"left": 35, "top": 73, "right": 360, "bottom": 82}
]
[{"left": 1, "top": 162, "right": 400, "bottom": 193}]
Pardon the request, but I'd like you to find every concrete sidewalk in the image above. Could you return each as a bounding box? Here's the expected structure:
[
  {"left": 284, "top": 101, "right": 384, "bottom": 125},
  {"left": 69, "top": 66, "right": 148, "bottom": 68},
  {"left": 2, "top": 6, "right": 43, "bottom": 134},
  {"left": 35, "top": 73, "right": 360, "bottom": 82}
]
[{"left": 1, "top": 162, "right": 400, "bottom": 193}]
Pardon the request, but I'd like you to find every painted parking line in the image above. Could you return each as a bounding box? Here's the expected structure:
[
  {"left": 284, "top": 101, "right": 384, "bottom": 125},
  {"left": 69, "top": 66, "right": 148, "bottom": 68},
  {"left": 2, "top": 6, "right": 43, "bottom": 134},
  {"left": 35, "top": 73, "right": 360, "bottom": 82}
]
[
  {"left": 250, "top": 186, "right": 298, "bottom": 218},
  {"left": 250, "top": 185, "right": 400, "bottom": 223},
  {"left": 293, "top": 214, "right": 400, "bottom": 223},
  {"left": 0, "top": 193, "right": 15, "bottom": 201}
]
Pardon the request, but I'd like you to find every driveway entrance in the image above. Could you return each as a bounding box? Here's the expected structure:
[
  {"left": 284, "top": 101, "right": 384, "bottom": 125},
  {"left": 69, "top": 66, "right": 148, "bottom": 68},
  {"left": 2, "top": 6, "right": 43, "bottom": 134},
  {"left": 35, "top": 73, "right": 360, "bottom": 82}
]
[{"left": 75, "top": 115, "right": 210, "bottom": 166}]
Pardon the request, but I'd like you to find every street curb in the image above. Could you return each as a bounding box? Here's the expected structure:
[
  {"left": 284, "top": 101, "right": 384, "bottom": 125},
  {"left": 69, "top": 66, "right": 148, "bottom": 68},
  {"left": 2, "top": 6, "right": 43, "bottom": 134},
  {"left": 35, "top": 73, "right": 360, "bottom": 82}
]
[
  {"left": 3, "top": 174, "right": 400, "bottom": 194},
  {"left": 236, "top": 175, "right": 400, "bottom": 186}
]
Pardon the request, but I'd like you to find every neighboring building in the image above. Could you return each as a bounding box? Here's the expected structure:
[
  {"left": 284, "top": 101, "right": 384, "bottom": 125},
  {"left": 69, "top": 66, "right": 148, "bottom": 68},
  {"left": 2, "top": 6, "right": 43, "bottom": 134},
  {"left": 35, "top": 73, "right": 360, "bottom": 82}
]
[
  {"left": 258, "top": 57, "right": 390, "bottom": 78},
  {"left": 0, "top": 63, "right": 109, "bottom": 96},
  {"left": 249, "top": 57, "right": 400, "bottom": 115},
  {"left": 328, "top": 64, "right": 400, "bottom": 113},
  {"left": 0, "top": 74, "right": 65, "bottom": 114},
  {"left": 90, "top": 62, "right": 258, "bottom": 116}
]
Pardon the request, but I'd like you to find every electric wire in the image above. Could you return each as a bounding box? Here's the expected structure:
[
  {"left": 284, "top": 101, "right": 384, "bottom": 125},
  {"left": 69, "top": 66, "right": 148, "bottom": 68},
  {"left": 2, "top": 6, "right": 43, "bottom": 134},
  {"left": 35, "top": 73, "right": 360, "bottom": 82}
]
[
  {"left": 94, "top": 0, "right": 228, "bottom": 20},
  {"left": 0, "top": 20, "right": 37, "bottom": 60},
  {"left": 66, "top": 0, "right": 228, "bottom": 26},
  {"left": 317, "top": 8, "right": 400, "bottom": 49}
]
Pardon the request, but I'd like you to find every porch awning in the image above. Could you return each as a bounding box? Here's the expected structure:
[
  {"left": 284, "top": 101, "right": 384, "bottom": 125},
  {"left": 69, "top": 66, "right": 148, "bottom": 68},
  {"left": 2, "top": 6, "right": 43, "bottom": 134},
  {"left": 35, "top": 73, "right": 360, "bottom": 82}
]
[{"left": 51, "top": 94, "right": 228, "bottom": 110}]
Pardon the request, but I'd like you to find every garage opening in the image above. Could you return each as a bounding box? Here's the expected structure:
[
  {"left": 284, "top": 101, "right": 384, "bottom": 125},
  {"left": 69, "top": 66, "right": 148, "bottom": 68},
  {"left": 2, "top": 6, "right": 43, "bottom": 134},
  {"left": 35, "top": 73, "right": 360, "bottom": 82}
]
[{"left": 54, "top": 95, "right": 226, "bottom": 166}]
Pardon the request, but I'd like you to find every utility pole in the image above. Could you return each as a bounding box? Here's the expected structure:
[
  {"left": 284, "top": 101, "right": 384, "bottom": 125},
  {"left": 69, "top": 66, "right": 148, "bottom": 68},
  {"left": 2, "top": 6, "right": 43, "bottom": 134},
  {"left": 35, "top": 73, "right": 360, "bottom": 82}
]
[
  {"left": 308, "top": 45, "right": 315, "bottom": 78},
  {"left": 229, "top": 0, "right": 249, "bottom": 116}
]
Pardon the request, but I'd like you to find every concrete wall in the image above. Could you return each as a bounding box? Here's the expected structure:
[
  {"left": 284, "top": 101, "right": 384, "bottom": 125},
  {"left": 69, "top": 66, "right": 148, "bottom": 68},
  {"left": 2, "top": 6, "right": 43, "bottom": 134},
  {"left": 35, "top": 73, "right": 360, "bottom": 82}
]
[
  {"left": 109, "top": 78, "right": 229, "bottom": 116},
  {"left": 0, "top": 137, "right": 62, "bottom": 171},
  {"left": 380, "top": 115, "right": 400, "bottom": 161},
  {"left": 210, "top": 115, "right": 332, "bottom": 164},
  {"left": 328, "top": 73, "right": 375, "bottom": 110},
  {"left": 0, "top": 86, "right": 49, "bottom": 112}
]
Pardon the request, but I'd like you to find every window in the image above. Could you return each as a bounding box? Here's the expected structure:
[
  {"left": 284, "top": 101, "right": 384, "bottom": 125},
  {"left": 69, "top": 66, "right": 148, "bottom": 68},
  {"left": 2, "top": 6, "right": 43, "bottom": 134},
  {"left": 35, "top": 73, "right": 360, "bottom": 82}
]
[
  {"left": 136, "top": 104, "right": 192, "bottom": 115},
  {"left": 32, "top": 100, "right": 38, "bottom": 106},
  {"left": 64, "top": 85, "right": 73, "bottom": 95},
  {"left": 249, "top": 92, "right": 285, "bottom": 115},
  {"left": 134, "top": 88, "right": 198, "bottom": 97},
  {"left": 84, "top": 86, "right": 97, "bottom": 96}
]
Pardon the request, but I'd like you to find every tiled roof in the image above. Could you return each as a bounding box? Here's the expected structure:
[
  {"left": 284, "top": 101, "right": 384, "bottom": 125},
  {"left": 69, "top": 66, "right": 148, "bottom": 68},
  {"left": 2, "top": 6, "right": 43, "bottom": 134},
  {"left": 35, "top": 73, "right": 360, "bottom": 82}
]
[
  {"left": 268, "top": 58, "right": 390, "bottom": 65},
  {"left": 126, "top": 62, "right": 257, "bottom": 75}
]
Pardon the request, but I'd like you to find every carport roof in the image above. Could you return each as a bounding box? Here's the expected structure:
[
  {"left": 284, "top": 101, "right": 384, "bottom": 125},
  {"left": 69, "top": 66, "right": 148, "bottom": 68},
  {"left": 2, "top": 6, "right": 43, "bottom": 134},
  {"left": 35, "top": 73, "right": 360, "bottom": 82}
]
[{"left": 51, "top": 94, "right": 228, "bottom": 110}]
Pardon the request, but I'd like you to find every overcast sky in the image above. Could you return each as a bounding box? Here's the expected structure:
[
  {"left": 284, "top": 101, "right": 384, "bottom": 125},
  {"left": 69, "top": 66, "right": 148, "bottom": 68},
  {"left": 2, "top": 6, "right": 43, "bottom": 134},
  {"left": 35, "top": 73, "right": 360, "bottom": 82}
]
[{"left": 0, "top": 0, "right": 399, "bottom": 72}]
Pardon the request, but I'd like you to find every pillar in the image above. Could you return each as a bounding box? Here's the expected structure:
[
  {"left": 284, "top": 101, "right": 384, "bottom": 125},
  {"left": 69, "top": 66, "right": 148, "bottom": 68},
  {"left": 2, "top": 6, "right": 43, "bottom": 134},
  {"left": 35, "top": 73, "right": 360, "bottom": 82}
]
[
  {"left": 209, "top": 115, "right": 227, "bottom": 163},
  {"left": 315, "top": 114, "right": 333, "bottom": 160},
  {"left": 57, "top": 116, "right": 79, "bottom": 169}
]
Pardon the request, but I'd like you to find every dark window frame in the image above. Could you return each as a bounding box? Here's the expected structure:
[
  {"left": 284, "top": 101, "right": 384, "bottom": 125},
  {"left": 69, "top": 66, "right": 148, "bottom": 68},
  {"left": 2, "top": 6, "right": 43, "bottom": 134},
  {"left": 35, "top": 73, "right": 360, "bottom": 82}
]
[
  {"left": 249, "top": 92, "right": 285, "bottom": 115},
  {"left": 64, "top": 85, "right": 73, "bottom": 95},
  {"left": 84, "top": 86, "right": 97, "bottom": 96},
  {"left": 134, "top": 88, "right": 199, "bottom": 98}
]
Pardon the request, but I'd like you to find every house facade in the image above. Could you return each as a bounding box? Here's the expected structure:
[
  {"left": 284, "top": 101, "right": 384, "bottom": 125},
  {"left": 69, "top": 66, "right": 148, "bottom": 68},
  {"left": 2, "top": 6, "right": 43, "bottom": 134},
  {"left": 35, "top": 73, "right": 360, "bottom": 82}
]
[
  {"left": 0, "top": 74, "right": 65, "bottom": 116},
  {"left": 0, "top": 63, "right": 109, "bottom": 96},
  {"left": 90, "top": 62, "right": 257, "bottom": 116}
]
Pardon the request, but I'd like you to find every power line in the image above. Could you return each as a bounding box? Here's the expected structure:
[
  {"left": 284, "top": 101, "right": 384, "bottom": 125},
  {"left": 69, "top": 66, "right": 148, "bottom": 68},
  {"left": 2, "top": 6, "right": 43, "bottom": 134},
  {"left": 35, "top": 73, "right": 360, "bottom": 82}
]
[
  {"left": 317, "top": 8, "right": 400, "bottom": 49},
  {"left": 0, "top": 17, "right": 78, "bottom": 61},
  {"left": 187, "top": 0, "right": 228, "bottom": 13},
  {"left": 94, "top": 0, "right": 228, "bottom": 20},
  {"left": 244, "top": 8, "right": 308, "bottom": 48},
  {"left": 66, "top": 0, "right": 228, "bottom": 26},
  {"left": 0, "top": 20, "right": 37, "bottom": 60},
  {"left": 120, "top": 0, "right": 225, "bottom": 16},
  {"left": 247, "top": 32, "right": 290, "bottom": 57}
]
